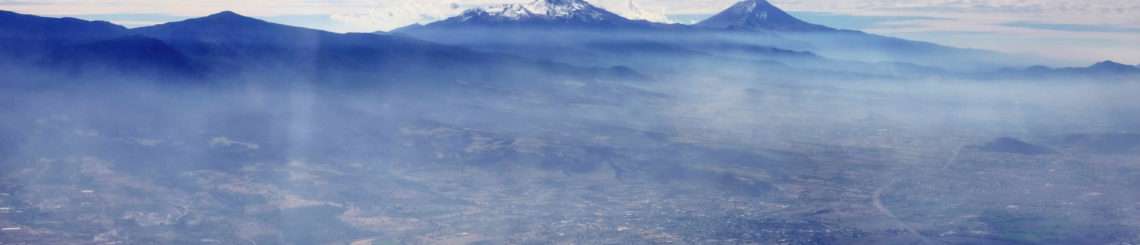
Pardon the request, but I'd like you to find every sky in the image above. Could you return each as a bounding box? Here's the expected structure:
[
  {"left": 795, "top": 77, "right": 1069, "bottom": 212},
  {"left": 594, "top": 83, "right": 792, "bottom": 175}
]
[{"left": 1, "top": 0, "right": 1138, "bottom": 65}]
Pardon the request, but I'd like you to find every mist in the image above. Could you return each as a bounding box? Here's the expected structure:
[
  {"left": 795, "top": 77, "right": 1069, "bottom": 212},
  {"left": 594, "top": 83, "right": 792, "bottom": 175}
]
[{"left": 3, "top": 4, "right": 1140, "bottom": 245}]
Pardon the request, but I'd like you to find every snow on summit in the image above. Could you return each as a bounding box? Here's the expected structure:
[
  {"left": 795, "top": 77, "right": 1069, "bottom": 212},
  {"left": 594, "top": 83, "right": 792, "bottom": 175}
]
[
  {"left": 459, "top": 0, "right": 621, "bottom": 21},
  {"left": 477, "top": 0, "right": 596, "bottom": 19}
]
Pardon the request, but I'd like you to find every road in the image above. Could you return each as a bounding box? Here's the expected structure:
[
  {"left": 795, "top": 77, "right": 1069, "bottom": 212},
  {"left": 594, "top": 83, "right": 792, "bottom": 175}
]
[{"left": 872, "top": 145, "right": 963, "bottom": 244}]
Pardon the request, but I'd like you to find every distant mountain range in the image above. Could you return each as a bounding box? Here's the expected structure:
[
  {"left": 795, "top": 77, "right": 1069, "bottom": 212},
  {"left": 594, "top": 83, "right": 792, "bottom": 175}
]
[
  {"left": 398, "top": 0, "right": 837, "bottom": 32},
  {"left": 391, "top": 0, "right": 1035, "bottom": 72},
  {"left": 398, "top": 0, "right": 839, "bottom": 32},
  {"left": 1, "top": 0, "right": 1136, "bottom": 85},
  {"left": 0, "top": 10, "right": 640, "bottom": 86},
  {"left": 985, "top": 60, "right": 1140, "bottom": 79},
  {"left": 396, "top": 0, "right": 680, "bottom": 31}
]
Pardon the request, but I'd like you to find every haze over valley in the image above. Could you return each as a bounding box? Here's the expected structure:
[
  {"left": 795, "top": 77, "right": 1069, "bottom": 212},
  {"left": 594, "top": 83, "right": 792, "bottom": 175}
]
[{"left": 1, "top": 0, "right": 1139, "bottom": 244}]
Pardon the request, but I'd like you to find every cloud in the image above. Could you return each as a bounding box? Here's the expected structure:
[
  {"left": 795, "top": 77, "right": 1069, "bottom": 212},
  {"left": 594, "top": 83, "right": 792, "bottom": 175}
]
[
  {"left": 1002, "top": 21, "right": 1140, "bottom": 33},
  {"left": 790, "top": 11, "right": 949, "bottom": 30},
  {"left": 855, "top": 16, "right": 1140, "bottom": 65},
  {"left": 210, "top": 137, "right": 260, "bottom": 150}
]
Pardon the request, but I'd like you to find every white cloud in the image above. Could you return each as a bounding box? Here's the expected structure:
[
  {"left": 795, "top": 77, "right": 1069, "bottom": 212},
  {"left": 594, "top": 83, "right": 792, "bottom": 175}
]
[{"left": 210, "top": 137, "right": 260, "bottom": 150}]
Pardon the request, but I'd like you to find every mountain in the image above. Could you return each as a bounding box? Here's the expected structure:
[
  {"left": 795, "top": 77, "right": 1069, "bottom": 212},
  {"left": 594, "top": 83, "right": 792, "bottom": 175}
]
[
  {"left": 395, "top": 0, "right": 675, "bottom": 31},
  {"left": 133, "top": 11, "right": 325, "bottom": 46},
  {"left": 987, "top": 60, "right": 1140, "bottom": 80},
  {"left": 688, "top": 0, "right": 1031, "bottom": 70},
  {"left": 130, "top": 11, "right": 333, "bottom": 76},
  {"left": 1087, "top": 60, "right": 1140, "bottom": 73},
  {"left": 971, "top": 137, "right": 1057, "bottom": 155},
  {"left": 696, "top": 0, "right": 834, "bottom": 32}
]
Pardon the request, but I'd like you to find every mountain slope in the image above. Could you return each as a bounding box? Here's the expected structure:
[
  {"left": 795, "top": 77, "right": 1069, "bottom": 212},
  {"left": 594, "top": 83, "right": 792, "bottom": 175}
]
[
  {"left": 0, "top": 10, "right": 129, "bottom": 62},
  {"left": 43, "top": 35, "right": 200, "bottom": 79},
  {"left": 133, "top": 11, "right": 324, "bottom": 46},
  {"left": 687, "top": 0, "right": 1032, "bottom": 70},
  {"left": 0, "top": 10, "right": 127, "bottom": 40},
  {"left": 0, "top": 10, "right": 182, "bottom": 82},
  {"left": 696, "top": 0, "right": 833, "bottom": 32}
]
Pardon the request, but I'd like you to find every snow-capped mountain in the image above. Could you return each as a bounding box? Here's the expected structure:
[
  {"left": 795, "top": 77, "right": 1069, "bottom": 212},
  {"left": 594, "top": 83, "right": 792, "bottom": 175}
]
[
  {"left": 696, "top": 0, "right": 834, "bottom": 32},
  {"left": 471, "top": 0, "right": 618, "bottom": 21},
  {"left": 616, "top": 0, "right": 667, "bottom": 22},
  {"left": 398, "top": 0, "right": 671, "bottom": 30}
]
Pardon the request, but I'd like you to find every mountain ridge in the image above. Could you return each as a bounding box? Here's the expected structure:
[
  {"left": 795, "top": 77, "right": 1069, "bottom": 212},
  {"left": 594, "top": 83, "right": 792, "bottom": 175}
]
[
  {"left": 132, "top": 11, "right": 330, "bottom": 45},
  {"left": 1, "top": 9, "right": 1128, "bottom": 81},
  {"left": 0, "top": 10, "right": 651, "bottom": 86},
  {"left": 982, "top": 60, "right": 1140, "bottom": 80},
  {"left": 0, "top": 10, "right": 127, "bottom": 40}
]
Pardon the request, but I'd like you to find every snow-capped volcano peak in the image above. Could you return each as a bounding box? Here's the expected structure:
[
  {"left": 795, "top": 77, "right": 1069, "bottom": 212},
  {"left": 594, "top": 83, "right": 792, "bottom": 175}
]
[
  {"left": 397, "top": 0, "right": 678, "bottom": 31},
  {"left": 474, "top": 0, "right": 595, "bottom": 19},
  {"left": 697, "top": 0, "right": 834, "bottom": 32},
  {"left": 458, "top": 0, "right": 623, "bottom": 22}
]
